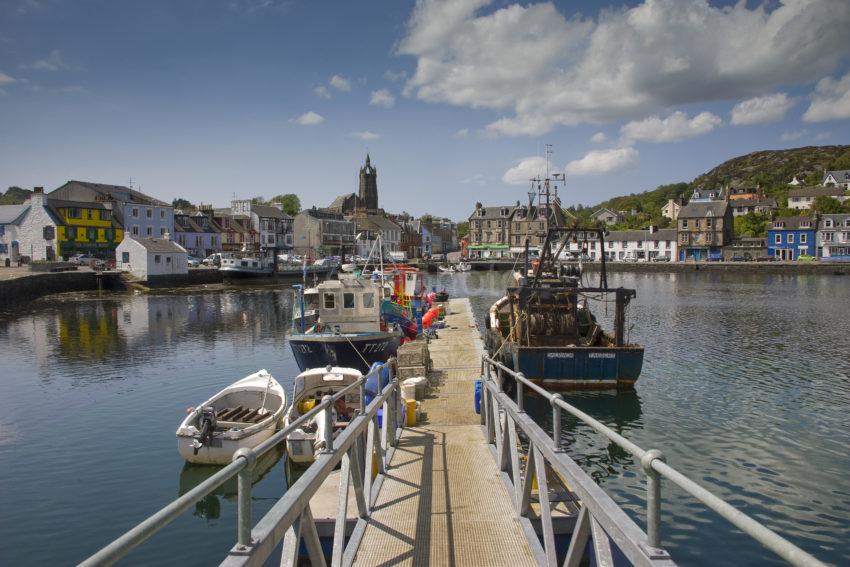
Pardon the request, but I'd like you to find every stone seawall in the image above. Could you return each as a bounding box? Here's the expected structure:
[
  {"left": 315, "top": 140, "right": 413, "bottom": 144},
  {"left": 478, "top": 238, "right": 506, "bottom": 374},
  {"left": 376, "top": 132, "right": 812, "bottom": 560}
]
[
  {"left": 582, "top": 261, "right": 850, "bottom": 275},
  {"left": 0, "top": 271, "right": 124, "bottom": 305}
]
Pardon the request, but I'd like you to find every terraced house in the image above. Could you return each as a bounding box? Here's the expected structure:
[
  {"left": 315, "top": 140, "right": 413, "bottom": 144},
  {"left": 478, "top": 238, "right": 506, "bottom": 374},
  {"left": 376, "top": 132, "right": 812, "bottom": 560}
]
[
  {"left": 768, "top": 216, "right": 817, "bottom": 261},
  {"left": 48, "top": 180, "right": 173, "bottom": 242},
  {"left": 49, "top": 197, "right": 122, "bottom": 259},
  {"left": 467, "top": 203, "right": 514, "bottom": 258},
  {"left": 676, "top": 199, "right": 733, "bottom": 261},
  {"left": 817, "top": 214, "right": 850, "bottom": 260}
]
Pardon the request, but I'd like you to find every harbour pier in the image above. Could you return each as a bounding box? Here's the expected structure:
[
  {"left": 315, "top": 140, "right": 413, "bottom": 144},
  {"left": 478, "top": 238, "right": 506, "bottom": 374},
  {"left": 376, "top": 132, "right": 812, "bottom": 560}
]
[{"left": 79, "top": 298, "right": 829, "bottom": 567}]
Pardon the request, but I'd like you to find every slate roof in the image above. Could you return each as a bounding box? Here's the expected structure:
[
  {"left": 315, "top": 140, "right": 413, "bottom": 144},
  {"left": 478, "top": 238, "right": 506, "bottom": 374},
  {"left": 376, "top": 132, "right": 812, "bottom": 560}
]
[
  {"left": 770, "top": 216, "right": 816, "bottom": 230},
  {"left": 730, "top": 198, "right": 777, "bottom": 208},
  {"left": 788, "top": 186, "right": 845, "bottom": 198},
  {"left": 251, "top": 204, "right": 291, "bottom": 219},
  {"left": 129, "top": 237, "right": 187, "bottom": 253},
  {"left": 63, "top": 180, "right": 171, "bottom": 207},
  {"left": 469, "top": 205, "right": 518, "bottom": 220},
  {"left": 823, "top": 170, "right": 850, "bottom": 184},
  {"left": 329, "top": 193, "right": 358, "bottom": 211},
  {"left": 590, "top": 207, "right": 621, "bottom": 219},
  {"left": 0, "top": 204, "right": 30, "bottom": 224},
  {"left": 354, "top": 214, "right": 402, "bottom": 233},
  {"left": 678, "top": 201, "right": 729, "bottom": 218}
]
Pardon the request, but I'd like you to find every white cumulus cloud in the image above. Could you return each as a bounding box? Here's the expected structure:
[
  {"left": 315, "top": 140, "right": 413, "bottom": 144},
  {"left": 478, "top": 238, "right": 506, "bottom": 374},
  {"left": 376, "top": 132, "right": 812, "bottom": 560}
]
[
  {"left": 313, "top": 85, "right": 331, "bottom": 99},
  {"left": 370, "top": 89, "right": 395, "bottom": 108},
  {"left": 27, "top": 49, "right": 65, "bottom": 72},
  {"left": 295, "top": 111, "right": 324, "bottom": 125},
  {"left": 453, "top": 128, "right": 469, "bottom": 138},
  {"left": 351, "top": 131, "right": 380, "bottom": 140},
  {"left": 385, "top": 70, "right": 407, "bottom": 82},
  {"left": 621, "top": 111, "right": 721, "bottom": 144},
  {"left": 502, "top": 156, "right": 547, "bottom": 185},
  {"left": 462, "top": 173, "right": 487, "bottom": 186},
  {"left": 803, "top": 71, "right": 850, "bottom": 123},
  {"left": 731, "top": 93, "right": 795, "bottom": 125},
  {"left": 780, "top": 130, "right": 807, "bottom": 142},
  {"left": 399, "top": 0, "right": 850, "bottom": 136},
  {"left": 329, "top": 74, "right": 352, "bottom": 92},
  {"left": 565, "top": 147, "right": 638, "bottom": 176},
  {"left": 590, "top": 132, "right": 607, "bottom": 143}
]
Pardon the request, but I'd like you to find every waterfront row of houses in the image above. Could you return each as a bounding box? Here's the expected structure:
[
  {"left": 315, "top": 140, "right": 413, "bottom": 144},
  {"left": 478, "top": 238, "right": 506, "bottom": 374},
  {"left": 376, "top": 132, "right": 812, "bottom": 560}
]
[{"left": 0, "top": 156, "right": 460, "bottom": 265}]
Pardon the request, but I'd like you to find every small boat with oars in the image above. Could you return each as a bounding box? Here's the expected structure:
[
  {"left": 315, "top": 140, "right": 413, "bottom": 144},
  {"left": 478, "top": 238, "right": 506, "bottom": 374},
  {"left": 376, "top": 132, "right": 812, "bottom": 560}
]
[{"left": 176, "top": 370, "right": 287, "bottom": 465}]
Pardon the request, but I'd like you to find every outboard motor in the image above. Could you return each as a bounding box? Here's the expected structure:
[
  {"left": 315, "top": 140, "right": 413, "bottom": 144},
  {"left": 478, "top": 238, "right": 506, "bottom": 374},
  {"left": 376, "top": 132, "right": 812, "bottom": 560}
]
[{"left": 192, "top": 406, "right": 217, "bottom": 455}]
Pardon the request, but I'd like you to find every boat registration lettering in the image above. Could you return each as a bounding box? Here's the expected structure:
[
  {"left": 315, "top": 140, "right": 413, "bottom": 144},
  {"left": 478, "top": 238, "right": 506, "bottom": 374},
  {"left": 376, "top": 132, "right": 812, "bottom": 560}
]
[
  {"left": 295, "top": 344, "right": 313, "bottom": 354},
  {"left": 547, "top": 352, "right": 574, "bottom": 359},
  {"left": 588, "top": 353, "right": 616, "bottom": 359},
  {"left": 362, "top": 342, "right": 386, "bottom": 354}
]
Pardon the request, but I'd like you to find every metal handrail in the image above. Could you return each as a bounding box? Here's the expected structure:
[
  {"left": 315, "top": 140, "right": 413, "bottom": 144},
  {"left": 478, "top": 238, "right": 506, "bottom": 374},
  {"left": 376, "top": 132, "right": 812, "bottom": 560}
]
[
  {"left": 482, "top": 355, "right": 828, "bottom": 567},
  {"left": 79, "top": 359, "right": 396, "bottom": 567}
]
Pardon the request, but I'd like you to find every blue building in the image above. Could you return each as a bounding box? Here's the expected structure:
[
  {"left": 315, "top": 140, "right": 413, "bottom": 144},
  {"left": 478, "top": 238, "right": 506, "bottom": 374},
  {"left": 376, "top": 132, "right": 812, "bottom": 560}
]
[{"left": 767, "top": 216, "right": 817, "bottom": 260}]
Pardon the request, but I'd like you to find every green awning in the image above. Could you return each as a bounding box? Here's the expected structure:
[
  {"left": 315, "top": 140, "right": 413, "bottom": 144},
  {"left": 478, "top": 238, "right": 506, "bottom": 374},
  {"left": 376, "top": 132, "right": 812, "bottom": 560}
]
[{"left": 468, "top": 244, "right": 509, "bottom": 250}]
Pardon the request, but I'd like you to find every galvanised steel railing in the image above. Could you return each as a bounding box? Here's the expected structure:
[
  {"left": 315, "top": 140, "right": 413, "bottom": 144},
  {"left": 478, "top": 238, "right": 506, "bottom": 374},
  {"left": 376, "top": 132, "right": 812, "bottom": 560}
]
[
  {"left": 481, "top": 355, "right": 828, "bottom": 567},
  {"left": 79, "top": 359, "right": 405, "bottom": 567}
]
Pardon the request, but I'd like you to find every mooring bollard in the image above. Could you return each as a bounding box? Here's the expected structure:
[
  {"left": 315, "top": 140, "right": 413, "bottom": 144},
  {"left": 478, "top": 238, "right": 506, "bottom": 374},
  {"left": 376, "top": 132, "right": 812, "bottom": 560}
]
[{"left": 233, "top": 448, "right": 257, "bottom": 548}]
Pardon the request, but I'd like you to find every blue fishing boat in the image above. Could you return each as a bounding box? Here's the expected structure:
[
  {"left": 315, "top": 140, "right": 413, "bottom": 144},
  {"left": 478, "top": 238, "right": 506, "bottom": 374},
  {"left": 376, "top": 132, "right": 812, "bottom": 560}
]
[
  {"left": 290, "top": 276, "right": 403, "bottom": 373},
  {"left": 485, "top": 226, "right": 644, "bottom": 391}
]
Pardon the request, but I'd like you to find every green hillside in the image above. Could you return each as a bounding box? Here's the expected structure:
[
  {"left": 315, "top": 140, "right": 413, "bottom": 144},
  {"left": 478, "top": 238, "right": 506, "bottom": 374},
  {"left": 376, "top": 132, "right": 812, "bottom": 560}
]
[{"left": 0, "top": 186, "right": 32, "bottom": 205}]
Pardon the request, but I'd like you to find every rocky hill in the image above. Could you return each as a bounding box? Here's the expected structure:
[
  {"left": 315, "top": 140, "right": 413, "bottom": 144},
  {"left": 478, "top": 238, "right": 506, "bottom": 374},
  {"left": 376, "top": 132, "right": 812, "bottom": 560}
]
[{"left": 0, "top": 186, "right": 32, "bottom": 205}]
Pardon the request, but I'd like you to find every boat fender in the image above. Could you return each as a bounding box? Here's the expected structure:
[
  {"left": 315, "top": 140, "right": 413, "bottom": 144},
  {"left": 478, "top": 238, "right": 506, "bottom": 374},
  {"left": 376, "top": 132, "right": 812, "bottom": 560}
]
[{"left": 192, "top": 406, "right": 217, "bottom": 455}]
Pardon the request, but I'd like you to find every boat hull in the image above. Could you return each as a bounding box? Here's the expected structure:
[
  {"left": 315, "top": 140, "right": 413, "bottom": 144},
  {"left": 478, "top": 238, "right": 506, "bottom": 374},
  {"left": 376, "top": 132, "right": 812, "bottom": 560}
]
[
  {"left": 289, "top": 332, "right": 402, "bottom": 373},
  {"left": 220, "top": 268, "right": 274, "bottom": 278},
  {"left": 488, "top": 334, "right": 644, "bottom": 390},
  {"left": 177, "top": 428, "right": 276, "bottom": 465}
]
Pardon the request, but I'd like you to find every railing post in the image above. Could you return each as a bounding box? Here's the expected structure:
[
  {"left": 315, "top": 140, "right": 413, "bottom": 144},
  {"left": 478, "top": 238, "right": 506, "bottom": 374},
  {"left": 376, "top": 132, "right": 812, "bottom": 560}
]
[
  {"left": 515, "top": 372, "right": 525, "bottom": 412},
  {"left": 358, "top": 379, "right": 366, "bottom": 416},
  {"left": 641, "top": 449, "right": 666, "bottom": 549},
  {"left": 233, "top": 448, "right": 257, "bottom": 549},
  {"left": 321, "top": 395, "right": 334, "bottom": 453},
  {"left": 551, "top": 393, "right": 563, "bottom": 451}
]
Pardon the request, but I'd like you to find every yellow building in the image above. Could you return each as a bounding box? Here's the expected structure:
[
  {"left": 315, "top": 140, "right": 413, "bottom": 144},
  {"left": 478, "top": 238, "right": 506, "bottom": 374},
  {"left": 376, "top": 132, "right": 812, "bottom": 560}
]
[{"left": 50, "top": 199, "right": 123, "bottom": 259}]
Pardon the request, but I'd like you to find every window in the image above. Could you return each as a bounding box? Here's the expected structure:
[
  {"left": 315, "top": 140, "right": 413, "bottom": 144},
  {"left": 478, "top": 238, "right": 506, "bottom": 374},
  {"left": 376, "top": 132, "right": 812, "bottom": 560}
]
[
  {"left": 343, "top": 293, "right": 355, "bottom": 309},
  {"left": 788, "top": 234, "right": 794, "bottom": 244},
  {"left": 706, "top": 218, "right": 712, "bottom": 229},
  {"left": 132, "top": 208, "right": 139, "bottom": 218},
  {"left": 122, "top": 252, "right": 130, "bottom": 263},
  {"left": 146, "top": 227, "right": 153, "bottom": 236},
  {"left": 160, "top": 227, "right": 166, "bottom": 236},
  {"left": 800, "top": 234, "right": 807, "bottom": 244},
  {"left": 774, "top": 234, "right": 781, "bottom": 244},
  {"left": 823, "top": 232, "right": 833, "bottom": 242},
  {"left": 43, "top": 226, "right": 54, "bottom": 240},
  {"left": 682, "top": 219, "right": 688, "bottom": 229},
  {"left": 101, "top": 210, "right": 112, "bottom": 221},
  {"left": 154, "top": 254, "right": 161, "bottom": 264},
  {"left": 146, "top": 209, "right": 152, "bottom": 219},
  {"left": 160, "top": 210, "right": 165, "bottom": 219},
  {"left": 323, "top": 293, "right": 336, "bottom": 309},
  {"left": 362, "top": 293, "right": 374, "bottom": 309},
  {"left": 166, "top": 256, "right": 171, "bottom": 264},
  {"left": 825, "top": 219, "right": 834, "bottom": 228},
  {"left": 68, "top": 207, "right": 82, "bottom": 219}
]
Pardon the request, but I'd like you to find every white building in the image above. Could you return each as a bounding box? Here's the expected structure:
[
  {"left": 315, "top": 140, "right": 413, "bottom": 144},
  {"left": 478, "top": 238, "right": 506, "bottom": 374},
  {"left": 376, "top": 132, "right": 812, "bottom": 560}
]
[
  {"left": 0, "top": 187, "right": 60, "bottom": 264},
  {"left": 565, "top": 228, "right": 677, "bottom": 261},
  {"left": 787, "top": 186, "right": 847, "bottom": 210},
  {"left": 817, "top": 214, "right": 850, "bottom": 259},
  {"left": 661, "top": 199, "right": 681, "bottom": 221},
  {"left": 590, "top": 207, "right": 622, "bottom": 226},
  {"left": 116, "top": 236, "right": 187, "bottom": 281},
  {"left": 822, "top": 170, "right": 850, "bottom": 190}
]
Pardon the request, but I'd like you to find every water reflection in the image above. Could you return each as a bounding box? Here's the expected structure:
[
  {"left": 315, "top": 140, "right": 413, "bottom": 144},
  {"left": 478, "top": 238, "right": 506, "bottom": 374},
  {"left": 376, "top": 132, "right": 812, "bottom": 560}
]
[{"left": 178, "top": 447, "right": 286, "bottom": 521}]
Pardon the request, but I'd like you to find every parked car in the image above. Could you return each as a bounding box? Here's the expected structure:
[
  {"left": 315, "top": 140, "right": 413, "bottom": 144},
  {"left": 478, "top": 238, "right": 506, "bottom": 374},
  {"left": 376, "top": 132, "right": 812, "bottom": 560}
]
[
  {"left": 69, "top": 254, "right": 95, "bottom": 266},
  {"left": 755, "top": 256, "right": 776, "bottom": 262},
  {"left": 797, "top": 255, "right": 817, "bottom": 262},
  {"left": 187, "top": 256, "right": 202, "bottom": 268},
  {"left": 203, "top": 253, "right": 228, "bottom": 266}
]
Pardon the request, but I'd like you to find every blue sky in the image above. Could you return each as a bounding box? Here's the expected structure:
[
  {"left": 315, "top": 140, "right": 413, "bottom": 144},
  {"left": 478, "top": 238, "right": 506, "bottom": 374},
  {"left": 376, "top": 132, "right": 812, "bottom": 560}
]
[{"left": 1, "top": 0, "right": 849, "bottom": 220}]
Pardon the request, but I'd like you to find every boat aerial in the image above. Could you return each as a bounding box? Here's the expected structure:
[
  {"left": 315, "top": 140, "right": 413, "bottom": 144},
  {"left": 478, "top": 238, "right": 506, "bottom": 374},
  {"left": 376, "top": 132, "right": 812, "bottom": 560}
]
[
  {"left": 284, "top": 366, "right": 363, "bottom": 466},
  {"left": 485, "top": 226, "right": 644, "bottom": 391},
  {"left": 176, "top": 370, "right": 287, "bottom": 465}
]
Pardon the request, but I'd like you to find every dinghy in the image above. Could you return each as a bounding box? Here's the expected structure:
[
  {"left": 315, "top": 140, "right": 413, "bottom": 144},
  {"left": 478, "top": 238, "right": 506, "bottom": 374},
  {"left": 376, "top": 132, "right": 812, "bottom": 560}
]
[
  {"left": 284, "top": 366, "right": 363, "bottom": 467},
  {"left": 176, "top": 369, "right": 287, "bottom": 465}
]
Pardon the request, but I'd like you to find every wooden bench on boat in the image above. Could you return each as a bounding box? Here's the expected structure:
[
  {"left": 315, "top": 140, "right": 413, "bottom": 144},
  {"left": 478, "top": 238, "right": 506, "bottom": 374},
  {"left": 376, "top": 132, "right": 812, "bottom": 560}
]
[{"left": 215, "top": 406, "right": 268, "bottom": 427}]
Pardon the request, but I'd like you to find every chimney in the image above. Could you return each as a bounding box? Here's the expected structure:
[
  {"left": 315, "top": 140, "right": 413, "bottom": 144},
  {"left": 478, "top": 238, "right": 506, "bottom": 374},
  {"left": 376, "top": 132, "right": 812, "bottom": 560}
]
[
  {"left": 163, "top": 231, "right": 171, "bottom": 241},
  {"left": 649, "top": 225, "right": 657, "bottom": 234},
  {"left": 29, "top": 186, "right": 45, "bottom": 206},
  {"left": 33, "top": 186, "right": 44, "bottom": 194}
]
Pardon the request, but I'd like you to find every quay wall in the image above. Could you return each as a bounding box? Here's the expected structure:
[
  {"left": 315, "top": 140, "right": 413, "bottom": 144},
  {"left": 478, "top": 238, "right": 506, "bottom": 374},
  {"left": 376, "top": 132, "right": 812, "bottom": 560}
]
[
  {"left": 431, "top": 260, "right": 849, "bottom": 275},
  {"left": 0, "top": 271, "right": 124, "bottom": 305}
]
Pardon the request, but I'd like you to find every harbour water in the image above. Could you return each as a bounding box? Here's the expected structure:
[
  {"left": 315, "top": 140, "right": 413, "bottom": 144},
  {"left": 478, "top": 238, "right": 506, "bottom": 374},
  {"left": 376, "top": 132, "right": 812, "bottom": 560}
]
[{"left": 0, "top": 273, "right": 848, "bottom": 566}]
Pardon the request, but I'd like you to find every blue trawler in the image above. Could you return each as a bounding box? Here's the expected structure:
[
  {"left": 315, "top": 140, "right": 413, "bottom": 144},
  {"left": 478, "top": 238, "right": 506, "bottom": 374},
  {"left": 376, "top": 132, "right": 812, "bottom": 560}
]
[{"left": 485, "top": 226, "right": 644, "bottom": 391}]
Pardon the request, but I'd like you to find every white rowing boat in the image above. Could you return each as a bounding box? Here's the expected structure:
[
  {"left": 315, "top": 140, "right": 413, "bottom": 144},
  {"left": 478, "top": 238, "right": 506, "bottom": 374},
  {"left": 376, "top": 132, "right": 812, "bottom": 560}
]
[{"left": 176, "top": 370, "right": 287, "bottom": 465}]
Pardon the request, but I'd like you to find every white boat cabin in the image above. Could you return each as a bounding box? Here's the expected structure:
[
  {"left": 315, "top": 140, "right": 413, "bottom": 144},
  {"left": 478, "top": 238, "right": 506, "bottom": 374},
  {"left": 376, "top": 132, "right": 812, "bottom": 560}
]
[{"left": 314, "top": 277, "right": 383, "bottom": 333}]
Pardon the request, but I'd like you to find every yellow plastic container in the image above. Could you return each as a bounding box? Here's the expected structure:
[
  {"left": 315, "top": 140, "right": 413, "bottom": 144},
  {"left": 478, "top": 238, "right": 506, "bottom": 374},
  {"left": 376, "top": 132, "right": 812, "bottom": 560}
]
[{"left": 405, "top": 399, "right": 417, "bottom": 426}]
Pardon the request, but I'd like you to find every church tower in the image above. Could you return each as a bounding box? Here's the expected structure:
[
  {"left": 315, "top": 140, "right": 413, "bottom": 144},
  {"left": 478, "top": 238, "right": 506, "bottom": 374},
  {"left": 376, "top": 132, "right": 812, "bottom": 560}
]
[{"left": 358, "top": 154, "right": 378, "bottom": 212}]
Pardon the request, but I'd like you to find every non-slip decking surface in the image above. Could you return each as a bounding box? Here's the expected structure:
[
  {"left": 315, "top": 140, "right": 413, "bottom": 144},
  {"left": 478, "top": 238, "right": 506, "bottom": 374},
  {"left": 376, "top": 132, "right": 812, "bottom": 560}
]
[{"left": 353, "top": 298, "right": 535, "bottom": 566}]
